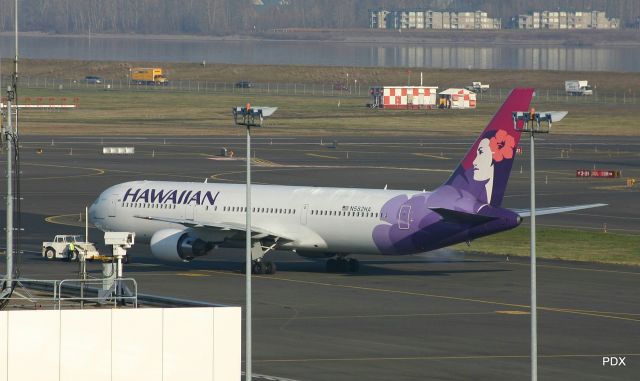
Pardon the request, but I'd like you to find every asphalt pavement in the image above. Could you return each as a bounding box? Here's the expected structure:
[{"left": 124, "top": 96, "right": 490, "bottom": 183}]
[{"left": 0, "top": 134, "right": 638, "bottom": 380}]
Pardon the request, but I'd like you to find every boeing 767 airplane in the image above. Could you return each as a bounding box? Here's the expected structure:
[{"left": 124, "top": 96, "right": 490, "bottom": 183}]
[{"left": 88, "top": 88, "right": 604, "bottom": 274}]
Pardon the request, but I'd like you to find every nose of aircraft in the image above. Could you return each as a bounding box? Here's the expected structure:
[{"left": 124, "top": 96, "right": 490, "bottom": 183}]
[{"left": 88, "top": 196, "right": 101, "bottom": 228}]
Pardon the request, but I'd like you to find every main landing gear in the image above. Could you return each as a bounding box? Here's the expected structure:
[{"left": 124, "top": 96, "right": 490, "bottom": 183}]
[
  {"left": 326, "top": 257, "right": 359, "bottom": 273},
  {"left": 245, "top": 240, "right": 278, "bottom": 275},
  {"left": 250, "top": 260, "right": 277, "bottom": 275}
]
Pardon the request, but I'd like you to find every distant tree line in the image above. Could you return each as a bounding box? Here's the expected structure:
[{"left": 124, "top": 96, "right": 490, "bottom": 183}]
[{"left": 1, "top": 0, "right": 639, "bottom": 35}]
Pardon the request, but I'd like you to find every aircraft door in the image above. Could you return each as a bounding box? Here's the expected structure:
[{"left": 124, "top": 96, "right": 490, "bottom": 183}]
[
  {"left": 108, "top": 197, "right": 119, "bottom": 217},
  {"left": 301, "top": 204, "right": 309, "bottom": 225},
  {"left": 398, "top": 205, "right": 411, "bottom": 230},
  {"left": 185, "top": 204, "right": 195, "bottom": 221}
]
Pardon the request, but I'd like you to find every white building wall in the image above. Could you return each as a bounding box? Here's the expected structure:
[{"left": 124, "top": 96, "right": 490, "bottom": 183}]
[{"left": 0, "top": 307, "right": 241, "bottom": 381}]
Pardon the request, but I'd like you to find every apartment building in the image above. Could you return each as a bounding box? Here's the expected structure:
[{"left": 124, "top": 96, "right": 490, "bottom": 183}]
[
  {"left": 518, "top": 11, "right": 620, "bottom": 29},
  {"left": 369, "top": 9, "right": 501, "bottom": 30}
]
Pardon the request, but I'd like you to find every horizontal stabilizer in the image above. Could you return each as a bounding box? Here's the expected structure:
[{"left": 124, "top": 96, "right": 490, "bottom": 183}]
[
  {"left": 430, "top": 208, "right": 497, "bottom": 224},
  {"left": 511, "top": 203, "right": 607, "bottom": 217}
]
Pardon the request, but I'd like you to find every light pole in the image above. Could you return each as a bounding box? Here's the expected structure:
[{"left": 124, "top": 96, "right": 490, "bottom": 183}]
[
  {"left": 3, "top": 85, "right": 15, "bottom": 293},
  {"left": 232, "top": 104, "right": 277, "bottom": 381},
  {"left": 513, "top": 109, "right": 566, "bottom": 381}
]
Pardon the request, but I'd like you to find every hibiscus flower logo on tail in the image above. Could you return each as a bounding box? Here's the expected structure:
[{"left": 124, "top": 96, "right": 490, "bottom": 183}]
[{"left": 489, "top": 129, "right": 516, "bottom": 162}]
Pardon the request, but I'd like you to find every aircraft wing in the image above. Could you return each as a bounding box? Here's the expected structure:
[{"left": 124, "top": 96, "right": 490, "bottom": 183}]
[
  {"left": 511, "top": 203, "right": 607, "bottom": 217},
  {"left": 133, "top": 215, "right": 296, "bottom": 242}
]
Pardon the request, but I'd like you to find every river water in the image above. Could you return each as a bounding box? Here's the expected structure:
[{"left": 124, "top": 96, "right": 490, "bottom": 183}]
[{"left": 1, "top": 35, "right": 639, "bottom": 72}]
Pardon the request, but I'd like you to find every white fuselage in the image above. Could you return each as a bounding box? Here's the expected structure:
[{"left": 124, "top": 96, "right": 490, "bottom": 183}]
[{"left": 90, "top": 180, "right": 426, "bottom": 255}]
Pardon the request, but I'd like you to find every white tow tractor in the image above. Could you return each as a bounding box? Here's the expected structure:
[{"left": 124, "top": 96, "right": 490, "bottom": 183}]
[{"left": 42, "top": 235, "right": 100, "bottom": 261}]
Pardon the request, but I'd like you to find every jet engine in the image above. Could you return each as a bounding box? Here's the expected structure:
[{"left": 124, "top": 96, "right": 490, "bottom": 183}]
[{"left": 150, "top": 229, "right": 212, "bottom": 262}]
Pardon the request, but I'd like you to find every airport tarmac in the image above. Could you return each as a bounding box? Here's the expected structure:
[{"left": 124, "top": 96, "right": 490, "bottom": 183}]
[{"left": 1, "top": 134, "right": 639, "bottom": 380}]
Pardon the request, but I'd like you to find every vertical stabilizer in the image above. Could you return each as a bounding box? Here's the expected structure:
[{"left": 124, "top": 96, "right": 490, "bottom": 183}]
[{"left": 443, "top": 88, "right": 534, "bottom": 207}]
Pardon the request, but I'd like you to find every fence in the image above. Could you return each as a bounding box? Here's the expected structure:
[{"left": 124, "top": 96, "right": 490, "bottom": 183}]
[
  {"left": 0, "top": 278, "right": 138, "bottom": 309},
  {"left": 1, "top": 75, "right": 637, "bottom": 105}
]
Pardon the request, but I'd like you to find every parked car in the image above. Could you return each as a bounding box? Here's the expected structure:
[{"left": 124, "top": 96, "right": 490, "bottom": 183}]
[
  {"left": 84, "top": 76, "right": 102, "bottom": 84},
  {"left": 235, "top": 81, "right": 254, "bottom": 88},
  {"left": 333, "top": 83, "right": 349, "bottom": 91}
]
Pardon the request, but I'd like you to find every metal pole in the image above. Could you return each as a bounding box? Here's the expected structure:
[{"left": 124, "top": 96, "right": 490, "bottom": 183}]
[
  {"left": 14, "top": 0, "right": 19, "bottom": 135},
  {"left": 245, "top": 124, "right": 252, "bottom": 381},
  {"left": 530, "top": 131, "right": 537, "bottom": 381},
  {"left": 85, "top": 206, "right": 89, "bottom": 242},
  {"left": 5, "top": 93, "right": 13, "bottom": 286}
]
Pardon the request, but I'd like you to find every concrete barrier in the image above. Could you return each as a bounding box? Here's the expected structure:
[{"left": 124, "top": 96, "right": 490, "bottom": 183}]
[{"left": 0, "top": 306, "right": 240, "bottom": 381}]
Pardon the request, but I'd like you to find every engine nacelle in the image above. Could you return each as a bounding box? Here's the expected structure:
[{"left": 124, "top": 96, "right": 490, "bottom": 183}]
[{"left": 150, "top": 229, "right": 212, "bottom": 262}]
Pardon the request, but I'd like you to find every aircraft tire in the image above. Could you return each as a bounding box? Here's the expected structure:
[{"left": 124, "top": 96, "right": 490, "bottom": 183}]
[
  {"left": 336, "top": 258, "right": 349, "bottom": 272},
  {"left": 252, "top": 261, "right": 266, "bottom": 275},
  {"left": 348, "top": 258, "right": 359, "bottom": 273},
  {"left": 326, "top": 258, "right": 337, "bottom": 272},
  {"left": 265, "top": 261, "right": 277, "bottom": 275}
]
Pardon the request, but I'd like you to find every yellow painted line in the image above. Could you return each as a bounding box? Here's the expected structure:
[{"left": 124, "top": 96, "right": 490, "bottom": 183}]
[
  {"left": 413, "top": 153, "right": 450, "bottom": 160},
  {"left": 21, "top": 162, "right": 105, "bottom": 181},
  {"left": 495, "top": 310, "right": 530, "bottom": 315},
  {"left": 253, "top": 353, "right": 640, "bottom": 363},
  {"left": 253, "top": 158, "right": 280, "bottom": 167},
  {"left": 306, "top": 153, "right": 339, "bottom": 160},
  {"left": 45, "top": 214, "right": 94, "bottom": 228},
  {"left": 591, "top": 185, "right": 632, "bottom": 191},
  {"left": 177, "top": 272, "right": 210, "bottom": 277},
  {"left": 126, "top": 263, "right": 162, "bottom": 267},
  {"left": 198, "top": 269, "right": 640, "bottom": 323},
  {"left": 209, "top": 165, "right": 450, "bottom": 183},
  {"left": 505, "top": 262, "right": 640, "bottom": 277},
  {"left": 255, "top": 311, "right": 497, "bottom": 321}
]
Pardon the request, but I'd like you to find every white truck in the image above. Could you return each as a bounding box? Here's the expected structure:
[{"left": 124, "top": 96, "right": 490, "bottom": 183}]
[
  {"left": 565, "top": 80, "right": 593, "bottom": 96},
  {"left": 465, "top": 82, "right": 490, "bottom": 93},
  {"left": 42, "top": 235, "right": 100, "bottom": 261}
]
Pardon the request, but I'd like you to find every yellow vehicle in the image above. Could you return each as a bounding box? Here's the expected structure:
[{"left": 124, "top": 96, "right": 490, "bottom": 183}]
[{"left": 130, "top": 67, "right": 169, "bottom": 86}]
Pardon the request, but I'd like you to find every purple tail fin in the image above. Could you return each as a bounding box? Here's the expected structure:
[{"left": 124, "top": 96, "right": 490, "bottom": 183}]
[{"left": 443, "top": 88, "right": 535, "bottom": 207}]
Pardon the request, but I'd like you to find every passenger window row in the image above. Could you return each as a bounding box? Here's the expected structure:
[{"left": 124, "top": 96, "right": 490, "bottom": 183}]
[
  {"left": 310, "top": 210, "right": 382, "bottom": 218},
  {"left": 122, "top": 202, "right": 176, "bottom": 209},
  {"left": 222, "top": 206, "right": 296, "bottom": 215}
]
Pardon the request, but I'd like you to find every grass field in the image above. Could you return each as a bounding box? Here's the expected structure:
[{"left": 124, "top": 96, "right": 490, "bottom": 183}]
[
  {"left": 10, "top": 87, "right": 640, "bottom": 136},
  {"left": 1, "top": 59, "right": 637, "bottom": 136},
  {"left": 455, "top": 227, "right": 640, "bottom": 266}
]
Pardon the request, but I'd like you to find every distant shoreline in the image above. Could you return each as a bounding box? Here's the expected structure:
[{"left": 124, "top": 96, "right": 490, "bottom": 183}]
[{"left": 2, "top": 29, "right": 639, "bottom": 47}]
